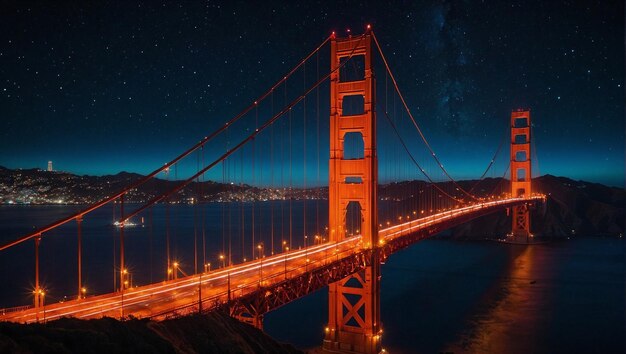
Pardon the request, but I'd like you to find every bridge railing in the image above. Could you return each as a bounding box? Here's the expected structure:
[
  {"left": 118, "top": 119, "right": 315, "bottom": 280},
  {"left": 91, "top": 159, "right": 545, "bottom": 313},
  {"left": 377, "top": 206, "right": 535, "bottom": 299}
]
[
  {"left": 381, "top": 197, "right": 539, "bottom": 241},
  {"left": 0, "top": 197, "right": 545, "bottom": 323},
  {"left": 148, "top": 237, "right": 363, "bottom": 320},
  {"left": 147, "top": 197, "right": 546, "bottom": 320},
  {"left": 0, "top": 305, "right": 32, "bottom": 316}
]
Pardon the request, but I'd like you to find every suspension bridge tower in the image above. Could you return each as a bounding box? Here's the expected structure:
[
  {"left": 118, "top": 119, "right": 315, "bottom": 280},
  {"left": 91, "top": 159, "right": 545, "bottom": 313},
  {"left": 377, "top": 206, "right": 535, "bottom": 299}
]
[
  {"left": 324, "top": 31, "right": 382, "bottom": 354},
  {"left": 510, "top": 110, "right": 532, "bottom": 241}
]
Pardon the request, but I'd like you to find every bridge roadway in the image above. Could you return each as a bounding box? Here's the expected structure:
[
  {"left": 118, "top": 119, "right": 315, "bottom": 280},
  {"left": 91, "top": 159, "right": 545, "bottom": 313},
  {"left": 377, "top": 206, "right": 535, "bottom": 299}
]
[{"left": 0, "top": 197, "right": 542, "bottom": 324}]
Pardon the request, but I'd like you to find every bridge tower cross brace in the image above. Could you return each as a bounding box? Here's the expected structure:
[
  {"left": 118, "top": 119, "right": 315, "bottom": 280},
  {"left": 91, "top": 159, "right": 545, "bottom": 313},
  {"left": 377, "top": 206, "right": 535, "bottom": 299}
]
[
  {"left": 324, "top": 32, "right": 382, "bottom": 354},
  {"left": 510, "top": 110, "right": 532, "bottom": 238}
]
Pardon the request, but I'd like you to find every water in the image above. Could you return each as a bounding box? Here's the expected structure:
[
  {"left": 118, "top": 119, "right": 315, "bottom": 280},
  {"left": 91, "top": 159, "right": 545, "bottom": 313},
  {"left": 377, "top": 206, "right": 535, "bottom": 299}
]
[
  {"left": 1, "top": 204, "right": 624, "bottom": 353},
  {"left": 265, "top": 238, "right": 625, "bottom": 353},
  {"left": 0, "top": 201, "right": 329, "bottom": 305}
]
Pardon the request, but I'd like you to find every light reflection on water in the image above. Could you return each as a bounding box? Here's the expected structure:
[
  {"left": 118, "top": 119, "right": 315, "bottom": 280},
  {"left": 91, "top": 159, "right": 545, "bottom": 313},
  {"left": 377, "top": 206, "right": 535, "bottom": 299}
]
[
  {"left": 446, "top": 245, "right": 541, "bottom": 353},
  {"left": 266, "top": 238, "right": 624, "bottom": 354}
]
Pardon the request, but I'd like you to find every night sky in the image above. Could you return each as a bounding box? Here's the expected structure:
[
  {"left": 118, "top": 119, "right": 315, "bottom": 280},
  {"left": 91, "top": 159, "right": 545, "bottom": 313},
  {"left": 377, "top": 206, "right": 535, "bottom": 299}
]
[{"left": 0, "top": 1, "right": 623, "bottom": 186}]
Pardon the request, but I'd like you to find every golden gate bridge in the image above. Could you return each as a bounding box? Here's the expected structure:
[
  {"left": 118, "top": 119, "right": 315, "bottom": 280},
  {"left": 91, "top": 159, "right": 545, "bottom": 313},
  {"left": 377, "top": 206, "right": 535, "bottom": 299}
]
[{"left": 0, "top": 27, "right": 543, "bottom": 353}]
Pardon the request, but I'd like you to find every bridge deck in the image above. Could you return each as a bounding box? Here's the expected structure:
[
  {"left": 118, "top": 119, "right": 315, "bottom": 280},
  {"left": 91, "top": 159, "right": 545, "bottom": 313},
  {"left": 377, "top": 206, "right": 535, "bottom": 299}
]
[{"left": 0, "top": 197, "right": 542, "bottom": 324}]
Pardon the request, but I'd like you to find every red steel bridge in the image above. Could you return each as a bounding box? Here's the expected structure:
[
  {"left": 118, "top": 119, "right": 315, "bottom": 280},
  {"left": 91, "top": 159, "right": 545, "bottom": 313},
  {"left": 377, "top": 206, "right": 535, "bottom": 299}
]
[{"left": 0, "top": 28, "right": 543, "bottom": 353}]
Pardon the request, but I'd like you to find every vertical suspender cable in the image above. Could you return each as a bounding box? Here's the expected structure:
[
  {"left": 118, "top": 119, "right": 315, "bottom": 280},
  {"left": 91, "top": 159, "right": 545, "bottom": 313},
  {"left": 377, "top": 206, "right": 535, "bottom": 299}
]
[
  {"left": 112, "top": 202, "right": 116, "bottom": 291},
  {"left": 303, "top": 60, "right": 307, "bottom": 248},
  {"left": 316, "top": 50, "right": 320, "bottom": 237},
  {"left": 271, "top": 90, "right": 275, "bottom": 255},
  {"left": 289, "top": 107, "right": 293, "bottom": 249},
  {"left": 201, "top": 146, "right": 206, "bottom": 271},
  {"left": 252, "top": 106, "right": 256, "bottom": 258},
  {"left": 372, "top": 32, "right": 478, "bottom": 202}
]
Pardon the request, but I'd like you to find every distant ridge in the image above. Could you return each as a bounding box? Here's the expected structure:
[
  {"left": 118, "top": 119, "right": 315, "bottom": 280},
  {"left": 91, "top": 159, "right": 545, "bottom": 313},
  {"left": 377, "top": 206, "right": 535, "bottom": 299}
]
[
  {"left": 449, "top": 175, "right": 624, "bottom": 239},
  {"left": 0, "top": 167, "right": 622, "bottom": 238}
]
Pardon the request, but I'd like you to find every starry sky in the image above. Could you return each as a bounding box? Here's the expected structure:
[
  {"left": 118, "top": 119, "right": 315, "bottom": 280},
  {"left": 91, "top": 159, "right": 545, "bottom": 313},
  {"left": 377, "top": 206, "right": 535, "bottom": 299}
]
[{"left": 0, "top": 1, "right": 623, "bottom": 187}]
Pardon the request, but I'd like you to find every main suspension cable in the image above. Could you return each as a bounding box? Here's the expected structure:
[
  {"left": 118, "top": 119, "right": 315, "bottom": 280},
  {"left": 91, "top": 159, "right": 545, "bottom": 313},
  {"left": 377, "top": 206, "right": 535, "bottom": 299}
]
[
  {"left": 381, "top": 109, "right": 464, "bottom": 203},
  {"left": 468, "top": 126, "right": 508, "bottom": 195},
  {"left": 0, "top": 34, "right": 334, "bottom": 252},
  {"left": 371, "top": 32, "right": 479, "bottom": 202},
  {"left": 119, "top": 33, "right": 369, "bottom": 224}
]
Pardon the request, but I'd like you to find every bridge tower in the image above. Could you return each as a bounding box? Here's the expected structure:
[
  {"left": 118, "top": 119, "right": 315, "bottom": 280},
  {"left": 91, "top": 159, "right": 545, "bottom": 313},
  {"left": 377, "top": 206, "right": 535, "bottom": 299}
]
[
  {"left": 324, "top": 32, "right": 382, "bottom": 354},
  {"left": 510, "top": 110, "right": 532, "bottom": 239}
]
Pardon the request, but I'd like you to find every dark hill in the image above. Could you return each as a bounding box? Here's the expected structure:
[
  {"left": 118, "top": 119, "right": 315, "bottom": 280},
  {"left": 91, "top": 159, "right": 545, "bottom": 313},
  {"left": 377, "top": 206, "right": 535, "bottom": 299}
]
[
  {"left": 0, "top": 167, "right": 236, "bottom": 204},
  {"left": 1, "top": 166, "right": 621, "bottom": 238},
  {"left": 0, "top": 311, "right": 301, "bottom": 354},
  {"left": 373, "top": 175, "right": 624, "bottom": 239},
  {"left": 450, "top": 175, "right": 625, "bottom": 239}
]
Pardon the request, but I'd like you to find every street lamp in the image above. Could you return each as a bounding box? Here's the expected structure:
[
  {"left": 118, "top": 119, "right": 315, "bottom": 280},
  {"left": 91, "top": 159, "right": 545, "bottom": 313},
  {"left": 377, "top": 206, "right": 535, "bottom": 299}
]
[
  {"left": 257, "top": 243, "right": 264, "bottom": 286},
  {"left": 257, "top": 243, "right": 264, "bottom": 259},
  {"left": 81, "top": 287, "right": 87, "bottom": 299},
  {"left": 122, "top": 268, "right": 129, "bottom": 289},
  {"left": 40, "top": 290, "right": 46, "bottom": 323},
  {"left": 205, "top": 263, "right": 211, "bottom": 273},
  {"left": 172, "top": 262, "right": 179, "bottom": 280},
  {"left": 34, "top": 288, "right": 45, "bottom": 323},
  {"left": 283, "top": 244, "right": 289, "bottom": 280},
  {"left": 198, "top": 270, "right": 203, "bottom": 314},
  {"left": 219, "top": 254, "right": 225, "bottom": 268},
  {"left": 304, "top": 236, "right": 309, "bottom": 271}
]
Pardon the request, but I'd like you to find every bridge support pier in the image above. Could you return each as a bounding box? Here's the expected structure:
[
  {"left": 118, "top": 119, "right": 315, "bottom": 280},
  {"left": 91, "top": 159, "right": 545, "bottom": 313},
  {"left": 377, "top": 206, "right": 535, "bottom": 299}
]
[
  {"left": 509, "top": 110, "right": 533, "bottom": 242},
  {"left": 324, "top": 31, "right": 382, "bottom": 354},
  {"left": 324, "top": 251, "right": 381, "bottom": 354}
]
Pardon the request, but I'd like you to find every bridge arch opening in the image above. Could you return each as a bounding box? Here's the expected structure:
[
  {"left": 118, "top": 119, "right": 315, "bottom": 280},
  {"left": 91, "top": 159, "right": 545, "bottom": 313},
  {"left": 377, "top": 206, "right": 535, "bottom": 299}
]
[
  {"left": 342, "top": 95, "right": 365, "bottom": 116},
  {"left": 345, "top": 176, "right": 363, "bottom": 184},
  {"left": 345, "top": 201, "right": 362, "bottom": 237},
  {"left": 515, "top": 151, "right": 527, "bottom": 162},
  {"left": 514, "top": 134, "right": 528, "bottom": 144},
  {"left": 339, "top": 55, "right": 365, "bottom": 82},
  {"left": 343, "top": 132, "right": 364, "bottom": 160},
  {"left": 514, "top": 117, "right": 529, "bottom": 128},
  {"left": 516, "top": 168, "right": 527, "bottom": 182}
]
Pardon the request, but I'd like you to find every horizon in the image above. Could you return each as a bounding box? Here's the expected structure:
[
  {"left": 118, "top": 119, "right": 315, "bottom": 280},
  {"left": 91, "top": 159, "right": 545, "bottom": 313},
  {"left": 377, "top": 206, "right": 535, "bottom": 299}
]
[{"left": 2, "top": 164, "right": 622, "bottom": 189}]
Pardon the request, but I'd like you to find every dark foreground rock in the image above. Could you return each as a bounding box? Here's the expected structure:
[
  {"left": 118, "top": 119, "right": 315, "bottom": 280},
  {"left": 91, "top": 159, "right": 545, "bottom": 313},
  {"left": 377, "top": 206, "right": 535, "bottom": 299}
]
[{"left": 0, "top": 311, "right": 302, "bottom": 354}]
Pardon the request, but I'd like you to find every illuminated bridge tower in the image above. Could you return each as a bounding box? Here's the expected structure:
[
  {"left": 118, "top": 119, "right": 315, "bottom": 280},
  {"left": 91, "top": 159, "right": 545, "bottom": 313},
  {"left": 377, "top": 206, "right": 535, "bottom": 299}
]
[
  {"left": 324, "top": 32, "right": 382, "bottom": 354},
  {"left": 510, "top": 110, "right": 532, "bottom": 240}
]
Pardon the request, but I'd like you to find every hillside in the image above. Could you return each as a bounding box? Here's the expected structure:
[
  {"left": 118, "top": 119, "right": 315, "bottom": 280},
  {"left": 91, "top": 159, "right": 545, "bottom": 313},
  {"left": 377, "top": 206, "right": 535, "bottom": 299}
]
[
  {"left": 1, "top": 166, "right": 622, "bottom": 238},
  {"left": 0, "top": 166, "right": 318, "bottom": 204},
  {"left": 0, "top": 311, "right": 301, "bottom": 354},
  {"left": 450, "top": 175, "right": 625, "bottom": 238}
]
